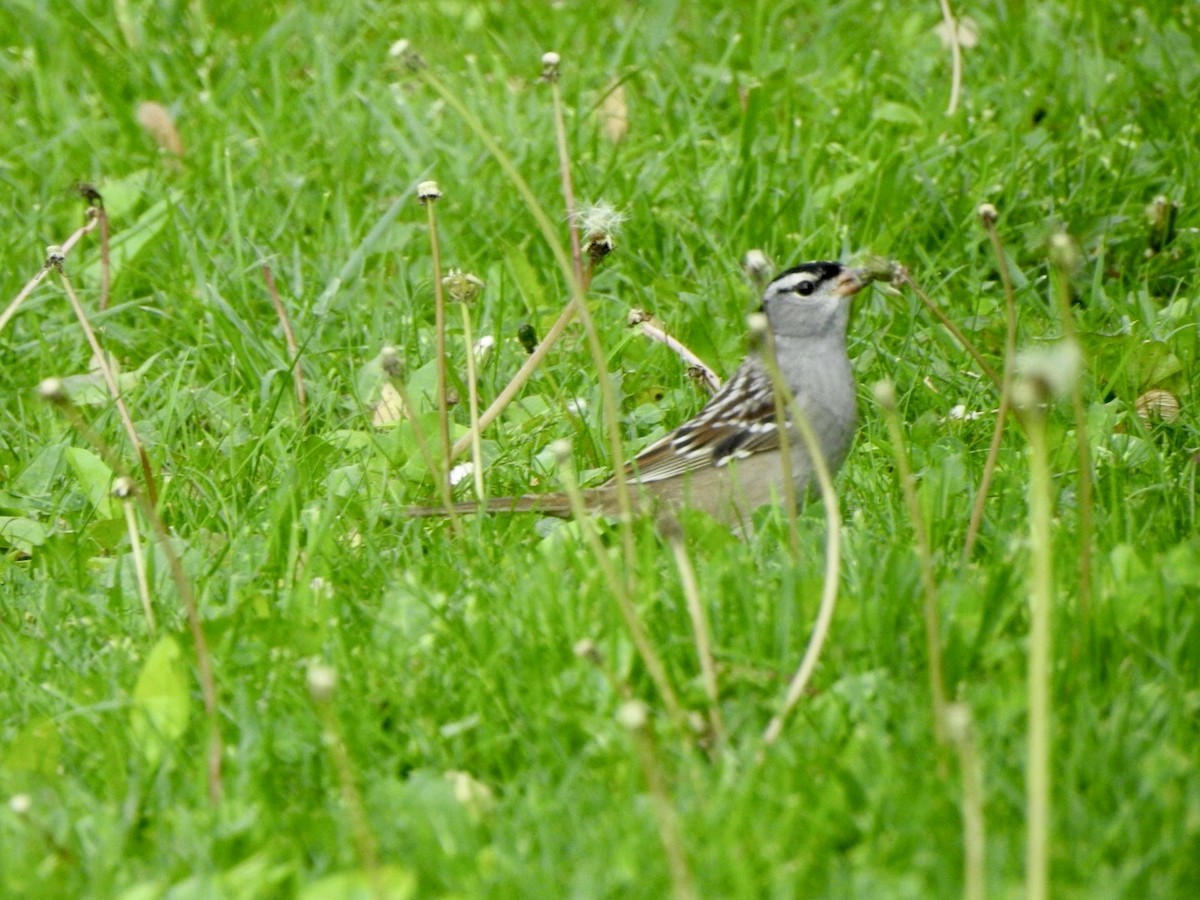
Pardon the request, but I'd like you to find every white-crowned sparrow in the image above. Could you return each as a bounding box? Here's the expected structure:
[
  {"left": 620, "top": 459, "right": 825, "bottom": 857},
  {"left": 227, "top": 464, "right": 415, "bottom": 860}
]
[{"left": 409, "top": 261, "right": 868, "bottom": 524}]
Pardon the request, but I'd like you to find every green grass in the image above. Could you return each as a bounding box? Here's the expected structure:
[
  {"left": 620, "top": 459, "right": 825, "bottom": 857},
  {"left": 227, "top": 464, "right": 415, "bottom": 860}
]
[{"left": 3, "top": 0, "right": 1199, "bottom": 896}]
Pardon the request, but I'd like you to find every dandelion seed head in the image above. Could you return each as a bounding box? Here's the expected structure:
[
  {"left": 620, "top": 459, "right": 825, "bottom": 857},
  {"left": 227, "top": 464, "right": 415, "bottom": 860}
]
[
  {"left": 417, "top": 181, "right": 442, "bottom": 203},
  {"left": 872, "top": 379, "right": 898, "bottom": 411},
  {"left": 616, "top": 700, "right": 649, "bottom": 731},
  {"left": 38, "top": 378, "right": 66, "bottom": 403},
  {"left": 742, "top": 249, "right": 772, "bottom": 283},
  {"left": 111, "top": 477, "right": 136, "bottom": 500},
  {"left": 306, "top": 662, "right": 337, "bottom": 703},
  {"left": 443, "top": 268, "right": 485, "bottom": 304},
  {"left": 572, "top": 200, "right": 626, "bottom": 237},
  {"left": 1015, "top": 341, "right": 1082, "bottom": 406},
  {"left": 549, "top": 439, "right": 573, "bottom": 465}
]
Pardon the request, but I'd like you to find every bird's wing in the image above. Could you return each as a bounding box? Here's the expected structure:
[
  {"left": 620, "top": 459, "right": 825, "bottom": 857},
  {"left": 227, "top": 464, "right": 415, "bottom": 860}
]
[{"left": 616, "top": 360, "right": 783, "bottom": 484}]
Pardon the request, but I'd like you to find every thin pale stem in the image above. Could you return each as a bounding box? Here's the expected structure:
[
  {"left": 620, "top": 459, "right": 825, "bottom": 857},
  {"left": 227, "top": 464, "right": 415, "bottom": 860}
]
[
  {"left": 551, "top": 81, "right": 586, "bottom": 288},
  {"left": 48, "top": 400, "right": 221, "bottom": 803},
  {"left": 760, "top": 326, "right": 801, "bottom": 557},
  {"left": 762, "top": 401, "right": 842, "bottom": 746},
  {"left": 559, "top": 457, "right": 685, "bottom": 732},
  {"left": 963, "top": 393, "right": 1010, "bottom": 560},
  {"left": 632, "top": 311, "right": 721, "bottom": 393},
  {"left": 391, "top": 379, "right": 462, "bottom": 535},
  {"left": 97, "top": 206, "right": 111, "bottom": 311},
  {"left": 1052, "top": 272, "right": 1093, "bottom": 621},
  {"left": 0, "top": 214, "right": 100, "bottom": 336},
  {"left": 549, "top": 74, "right": 636, "bottom": 544},
  {"left": 947, "top": 703, "right": 986, "bottom": 900},
  {"left": 667, "top": 528, "right": 726, "bottom": 747},
  {"left": 58, "top": 271, "right": 159, "bottom": 506},
  {"left": 451, "top": 297, "right": 579, "bottom": 459},
  {"left": 939, "top": 0, "right": 964, "bottom": 116},
  {"left": 901, "top": 271, "right": 1002, "bottom": 391},
  {"left": 312, "top": 697, "right": 382, "bottom": 885},
  {"left": 964, "top": 216, "right": 1020, "bottom": 560},
  {"left": 121, "top": 498, "right": 155, "bottom": 632},
  {"left": 1022, "top": 402, "right": 1053, "bottom": 900},
  {"left": 880, "top": 395, "right": 950, "bottom": 749},
  {"left": 263, "top": 264, "right": 308, "bottom": 424},
  {"left": 425, "top": 201, "right": 452, "bottom": 484},
  {"left": 626, "top": 715, "right": 698, "bottom": 900},
  {"left": 460, "top": 304, "right": 486, "bottom": 501}
]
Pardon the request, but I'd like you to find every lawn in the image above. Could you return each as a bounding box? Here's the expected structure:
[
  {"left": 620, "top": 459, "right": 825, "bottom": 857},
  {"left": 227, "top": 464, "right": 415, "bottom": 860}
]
[{"left": 2, "top": 1, "right": 1198, "bottom": 897}]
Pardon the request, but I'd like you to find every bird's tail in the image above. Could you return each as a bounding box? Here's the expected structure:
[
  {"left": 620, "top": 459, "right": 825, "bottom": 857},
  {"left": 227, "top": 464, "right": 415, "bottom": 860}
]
[{"left": 402, "top": 493, "right": 576, "bottom": 518}]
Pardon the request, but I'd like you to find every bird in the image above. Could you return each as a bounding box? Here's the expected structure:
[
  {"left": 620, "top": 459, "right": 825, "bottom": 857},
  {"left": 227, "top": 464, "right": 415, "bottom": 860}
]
[{"left": 407, "top": 261, "right": 869, "bottom": 525}]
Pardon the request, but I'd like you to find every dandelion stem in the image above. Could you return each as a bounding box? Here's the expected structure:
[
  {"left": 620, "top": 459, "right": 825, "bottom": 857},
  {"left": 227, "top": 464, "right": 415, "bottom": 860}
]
[
  {"left": 965, "top": 206, "right": 1019, "bottom": 560},
  {"left": 665, "top": 520, "right": 725, "bottom": 748},
  {"left": 762, "top": 402, "right": 842, "bottom": 746},
  {"left": 939, "top": 0, "right": 964, "bottom": 116},
  {"left": 117, "top": 487, "right": 155, "bottom": 633},
  {"left": 1050, "top": 265, "right": 1093, "bottom": 622},
  {"left": 547, "top": 59, "right": 636, "bottom": 547},
  {"left": 558, "top": 446, "right": 685, "bottom": 732},
  {"left": 900, "top": 271, "right": 1002, "bottom": 391},
  {"left": 58, "top": 271, "right": 159, "bottom": 506},
  {"left": 0, "top": 214, "right": 100, "bottom": 336},
  {"left": 263, "top": 264, "right": 308, "bottom": 425},
  {"left": 877, "top": 382, "right": 949, "bottom": 751},
  {"left": 1018, "top": 387, "right": 1054, "bottom": 900},
  {"left": 460, "top": 304, "right": 486, "bottom": 501},
  {"left": 42, "top": 390, "right": 221, "bottom": 803},
  {"left": 424, "top": 195, "right": 452, "bottom": 486}
]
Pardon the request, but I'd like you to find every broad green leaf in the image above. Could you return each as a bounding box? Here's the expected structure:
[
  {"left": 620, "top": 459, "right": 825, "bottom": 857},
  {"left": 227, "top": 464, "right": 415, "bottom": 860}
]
[
  {"left": 355, "top": 347, "right": 399, "bottom": 408},
  {"left": 0, "top": 516, "right": 51, "bottom": 553},
  {"left": 64, "top": 447, "right": 116, "bottom": 519},
  {"left": 504, "top": 248, "right": 547, "bottom": 316},
  {"left": 13, "top": 444, "right": 66, "bottom": 496},
  {"left": 96, "top": 169, "right": 153, "bottom": 221},
  {"left": 299, "top": 866, "right": 417, "bottom": 900},
  {"left": 871, "top": 101, "right": 925, "bottom": 126},
  {"left": 114, "top": 883, "right": 161, "bottom": 900},
  {"left": 329, "top": 429, "right": 376, "bottom": 452},
  {"left": 393, "top": 414, "right": 468, "bottom": 481},
  {"left": 130, "top": 636, "right": 192, "bottom": 768},
  {"left": 81, "top": 193, "right": 179, "bottom": 286},
  {"left": 810, "top": 160, "right": 878, "bottom": 207},
  {"left": 155, "top": 850, "right": 291, "bottom": 900},
  {"left": 404, "top": 360, "right": 440, "bottom": 415},
  {"left": 1161, "top": 539, "right": 1200, "bottom": 589},
  {"left": 1, "top": 718, "right": 61, "bottom": 776},
  {"left": 1088, "top": 336, "right": 1184, "bottom": 395},
  {"left": 58, "top": 353, "right": 158, "bottom": 407}
]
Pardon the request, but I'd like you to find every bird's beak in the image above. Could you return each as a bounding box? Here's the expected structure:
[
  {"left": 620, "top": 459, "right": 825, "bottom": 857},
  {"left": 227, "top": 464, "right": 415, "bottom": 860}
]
[{"left": 835, "top": 268, "right": 868, "bottom": 298}]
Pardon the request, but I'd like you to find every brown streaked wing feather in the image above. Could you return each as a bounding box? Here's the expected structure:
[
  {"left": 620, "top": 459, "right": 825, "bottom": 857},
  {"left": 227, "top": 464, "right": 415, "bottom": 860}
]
[{"left": 612, "top": 360, "right": 783, "bottom": 485}]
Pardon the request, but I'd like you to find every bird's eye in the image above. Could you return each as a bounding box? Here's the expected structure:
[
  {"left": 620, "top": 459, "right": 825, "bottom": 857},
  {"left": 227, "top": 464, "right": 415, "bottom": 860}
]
[{"left": 795, "top": 280, "right": 816, "bottom": 296}]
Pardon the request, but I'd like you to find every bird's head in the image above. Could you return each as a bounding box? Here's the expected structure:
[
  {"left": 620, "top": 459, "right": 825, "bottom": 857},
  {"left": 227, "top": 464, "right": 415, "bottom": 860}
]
[{"left": 762, "top": 261, "right": 867, "bottom": 342}]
